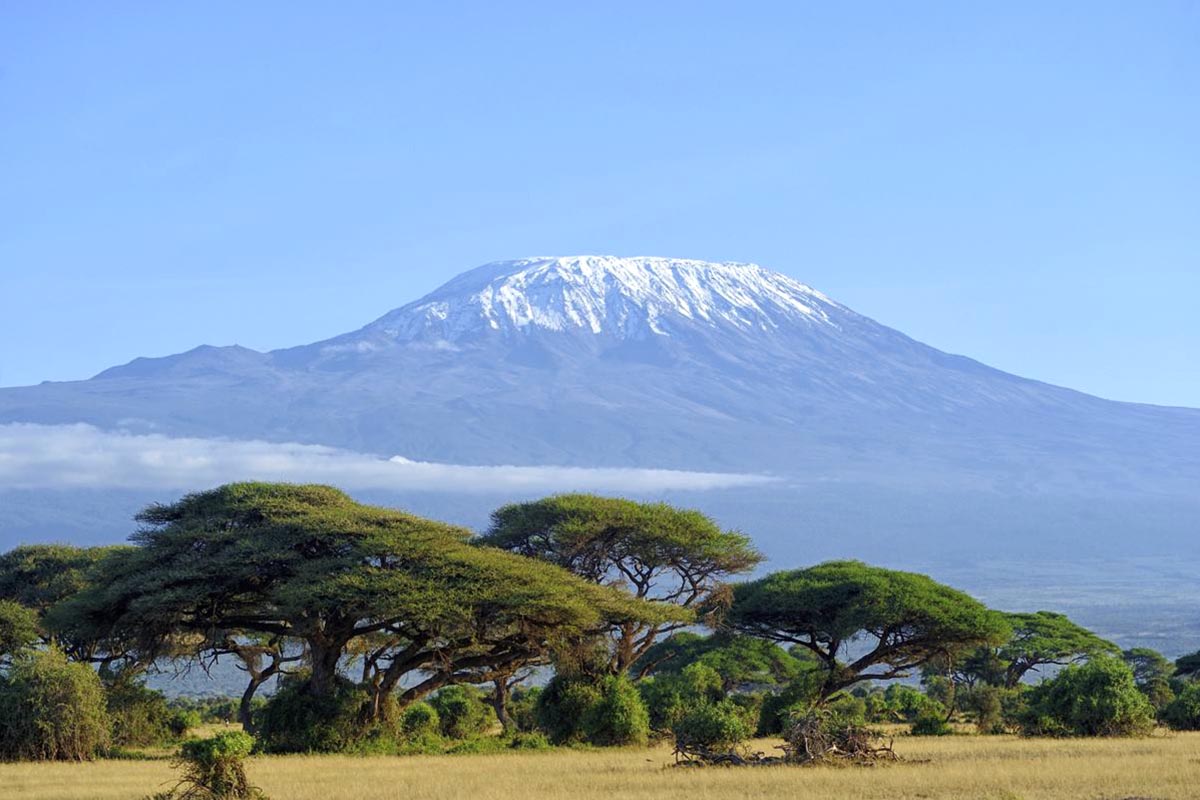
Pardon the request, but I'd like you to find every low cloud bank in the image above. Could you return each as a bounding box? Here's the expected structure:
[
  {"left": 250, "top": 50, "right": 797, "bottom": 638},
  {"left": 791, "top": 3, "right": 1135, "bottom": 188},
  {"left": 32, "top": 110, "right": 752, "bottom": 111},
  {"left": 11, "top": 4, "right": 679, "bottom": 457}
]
[{"left": 0, "top": 423, "right": 774, "bottom": 494}]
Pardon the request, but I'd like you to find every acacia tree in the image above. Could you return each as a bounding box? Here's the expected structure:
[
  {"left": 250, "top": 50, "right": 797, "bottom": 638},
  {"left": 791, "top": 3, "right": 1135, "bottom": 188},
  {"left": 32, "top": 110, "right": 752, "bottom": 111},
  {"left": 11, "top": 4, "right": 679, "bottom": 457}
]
[
  {"left": 1176, "top": 651, "right": 1200, "bottom": 680},
  {"left": 632, "top": 632, "right": 809, "bottom": 692},
  {"left": 725, "top": 561, "right": 1010, "bottom": 702},
  {"left": 995, "top": 611, "right": 1118, "bottom": 687},
  {"left": 480, "top": 494, "right": 761, "bottom": 676},
  {"left": 57, "top": 483, "right": 671, "bottom": 724}
]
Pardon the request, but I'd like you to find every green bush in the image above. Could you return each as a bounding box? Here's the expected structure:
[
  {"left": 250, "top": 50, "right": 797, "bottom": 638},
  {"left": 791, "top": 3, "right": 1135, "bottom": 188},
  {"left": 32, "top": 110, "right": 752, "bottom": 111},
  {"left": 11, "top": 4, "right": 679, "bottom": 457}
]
[
  {"left": 256, "top": 677, "right": 386, "bottom": 753},
  {"left": 399, "top": 701, "right": 441, "bottom": 740},
  {"left": 0, "top": 647, "right": 111, "bottom": 761},
  {"left": 536, "top": 675, "right": 603, "bottom": 744},
  {"left": 1020, "top": 657, "right": 1155, "bottom": 737},
  {"left": 509, "top": 686, "right": 542, "bottom": 732},
  {"left": 910, "top": 709, "right": 952, "bottom": 736},
  {"left": 580, "top": 675, "right": 650, "bottom": 746},
  {"left": 639, "top": 663, "right": 726, "bottom": 731},
  {"left": 756, "top": 669, "right": 823, "bottom": 735},
  {"left": 671, "top": 699, "right": 752, "bottom": 751},
  {"left": 106, "top": 675, "right": 174, "bottom": 746},
  {"left": 168, "top": 709, "right": 203, "bottom": 738},
  {"left": 506, "top": 731, "right": 551, "bottom": 750},
  {"left": 1162, "top": 682, "right": 1200, "bottom": 730},
  {"left": 882, "top": 684, "right": 943, "bottom": 722},
  {"left": 172, "top": 730, "right": 265, "bottom": 799},
  {"left": 429, "top": 685, "right": 494, "bottom": 739}
]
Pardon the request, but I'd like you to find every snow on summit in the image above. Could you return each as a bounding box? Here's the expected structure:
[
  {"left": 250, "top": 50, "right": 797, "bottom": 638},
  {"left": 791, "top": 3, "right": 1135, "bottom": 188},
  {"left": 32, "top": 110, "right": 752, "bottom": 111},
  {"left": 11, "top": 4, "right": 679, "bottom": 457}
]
[{"left": 365, "top": 256, "right": 843, "bottom": 343}]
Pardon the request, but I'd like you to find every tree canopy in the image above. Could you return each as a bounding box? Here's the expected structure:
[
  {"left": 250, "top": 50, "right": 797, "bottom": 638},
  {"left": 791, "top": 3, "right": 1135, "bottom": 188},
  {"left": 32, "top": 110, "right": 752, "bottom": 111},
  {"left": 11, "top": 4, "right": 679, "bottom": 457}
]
[
  {"left": 725, "top": 561, "right": 1010, "bottom": 701},
  {"left": 480, "top": 494, "right": 760, "bottom": 674},
  {"left": 632, "top": 631, "right": 809, "bottom": 691},
  {"left": 996, "top": 611, "right": 1118, "bottom": 687},
  {"left": 56, "top": 483, "right": 675, "bottom": 715}
]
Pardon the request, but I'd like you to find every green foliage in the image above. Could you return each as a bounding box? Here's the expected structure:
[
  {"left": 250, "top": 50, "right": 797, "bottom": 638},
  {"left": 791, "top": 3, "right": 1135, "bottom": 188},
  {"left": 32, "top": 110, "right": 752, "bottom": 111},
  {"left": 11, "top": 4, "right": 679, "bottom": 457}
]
[
  {"left": 882, "top": 684, "right": 944, "bottom": 722},
  {"left": 632, "top": 632, "right": 806, "bottom": 689},
  {"left": 255, "top": 677, "right": 381, "bottom": 753},
  {"left": 505, "top": 731, "right": 551, "bottom": 750},
  {"left": 910, "top": 708, "right": 952, "bottom": 736},
  {"left": 536, "top": 675, "right": 603, "bottom": 744},
  {"left": 671, "top": 699, "right": 753, "bottom": 751},
  {"left": 59, "top": 483, "right": 664, "bottom": 713},
  {"left": 997, "top": 612, "right": 1119, "bottom": 687},
  {"left": 638, "top": 662, "right": 724, "bottom": 730},
  {"left": 0, "top": 544, "right": 124, "bottom": 614},
  {"left": 580, "top": 674, "right": 650, "bottom": 746},
  {"left": 481, "top": 494, "right": 756, "bottom": 673},
  {"left": 756, "top": 668, "right": 825, "bottom": 734},
  {"left": 728, "top": 561, "right": 1009, "bottom": 701},
  {"left": 429, "top": 685, "right": 494, "bottom": 739},
  {"left": 961, "top": 685, "right": 1024, "bottom": 733},
  {"left": 1162, "top": 683, "right": 1200, "bottom": 731},
  {"left": 0, "top": 647, "right": 111, "bottom": 761},
  {"left": 171, "top": 730, "right": 264, "bottom": 799},
  {"left": 1020, "top": 656, "right": 1155, "bottom": 737},
  {"left": 0, "top": 600, "right": 39, "bottom": 662},
  {"left": 508, "top": 686, "right": 542, "bottom": 732},
  {"left": 106, "top": 675, "right": 174, "bottom": 746},
  {"left": 169, "top": 709, "right": 203, "bottom": 738},
  {"left": 1176, "top": 650, "right": 1200, "bottom": 679},
  {"left": 399, "top": 701, "right": 440, "bottom": 740}
]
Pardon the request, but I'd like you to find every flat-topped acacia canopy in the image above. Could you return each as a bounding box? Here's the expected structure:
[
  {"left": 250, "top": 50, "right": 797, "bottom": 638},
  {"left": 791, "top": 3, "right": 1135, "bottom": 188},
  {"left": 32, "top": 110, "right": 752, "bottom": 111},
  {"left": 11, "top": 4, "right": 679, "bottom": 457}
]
[
  {"left": 725, "top": 560, "right": 1010, "bottom": 700},
  {"left": 54, "top": 483, "right": 679, "bottom": 703}
]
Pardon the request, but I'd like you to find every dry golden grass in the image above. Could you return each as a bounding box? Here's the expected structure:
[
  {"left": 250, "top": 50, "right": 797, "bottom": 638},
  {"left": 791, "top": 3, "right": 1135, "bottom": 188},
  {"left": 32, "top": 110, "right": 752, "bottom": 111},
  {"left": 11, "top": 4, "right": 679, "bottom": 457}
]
[{"left": 3, "top": 732, "right": 1198, "bottom": 800}]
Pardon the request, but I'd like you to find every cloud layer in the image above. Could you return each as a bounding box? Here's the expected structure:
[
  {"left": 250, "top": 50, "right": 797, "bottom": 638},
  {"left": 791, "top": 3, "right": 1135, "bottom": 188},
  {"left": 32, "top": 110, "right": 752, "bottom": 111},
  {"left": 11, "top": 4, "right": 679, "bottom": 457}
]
[{"left": 0, "top": 423, "right": 774, "bottom": 494}]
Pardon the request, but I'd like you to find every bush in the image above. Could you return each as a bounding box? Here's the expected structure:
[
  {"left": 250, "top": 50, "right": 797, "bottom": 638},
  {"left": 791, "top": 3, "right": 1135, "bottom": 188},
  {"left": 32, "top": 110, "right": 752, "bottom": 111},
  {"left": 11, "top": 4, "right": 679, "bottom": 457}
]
[
  {"left": 883, "top": 684, "right": 943, "bottom": 722},
  {"left": 506, "top": 731, "right": 551, "bottom": 750},
  {"left": 1163, "top": 682, "right": 1200, "bottom": 730},
  {"left": 509, "top": 686, "right": 542, "bottom": 732},
  {"left": 910, "top": 709, "right": 952, "bottom": 736},
  {"left": 536, "top": 675, "right": 603, "bottom": 744},
  {"left": 0, "top": 647, "right": 110, "bottom": 761},
  {"left": 399, "top": 701, "right": 440, "bottom": 740},
  {"left": 429, "top": 685, "right": 494, "bottom": 739},
  {"left": 671, "top": 700, "right": 752, "bottom": 752},
  {"left": 106, "top": 675, "right": 174, "bottom": 746},
  {"left": 170, "top": 730, "right": 265, "bottom": 799},
  {"left": 169, "top": 709, "right": 203, "bottom": 738},
  {"left": 639, "top": 663, "right": 727, "bottom": 731},
  {"left": 256, "top": 677, "right": 386, "bottom": 753},
  {"left": 756, "top": 670, "right": 823, "bottom": 735},
  {"left": 580, "top": 674, "right": 650, "bottom": 746},
  {"left": 1019, "top": 657, "right": 1155, "bottom": 737}
]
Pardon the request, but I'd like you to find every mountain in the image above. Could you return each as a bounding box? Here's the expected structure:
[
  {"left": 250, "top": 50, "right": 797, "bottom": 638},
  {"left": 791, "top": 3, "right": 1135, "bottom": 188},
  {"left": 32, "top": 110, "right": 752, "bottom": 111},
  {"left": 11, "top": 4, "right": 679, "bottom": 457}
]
[{"left": 5, "top": 255, "right": 1198, "bottom": 492}]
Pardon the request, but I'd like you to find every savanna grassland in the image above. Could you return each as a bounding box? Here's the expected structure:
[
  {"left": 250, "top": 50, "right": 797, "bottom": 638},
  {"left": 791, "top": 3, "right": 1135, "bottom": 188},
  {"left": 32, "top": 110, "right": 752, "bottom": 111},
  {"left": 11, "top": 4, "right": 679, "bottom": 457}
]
[{"left": 4, "top": 732, "right": 1199, "bottom": 800}]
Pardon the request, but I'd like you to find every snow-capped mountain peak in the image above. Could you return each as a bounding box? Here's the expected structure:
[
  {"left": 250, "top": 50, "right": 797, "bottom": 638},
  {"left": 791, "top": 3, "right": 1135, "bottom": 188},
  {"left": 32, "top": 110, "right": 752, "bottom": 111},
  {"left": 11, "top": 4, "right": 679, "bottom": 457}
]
[{"left": 362, "top": 256, "right": 844, "bottom": 344}]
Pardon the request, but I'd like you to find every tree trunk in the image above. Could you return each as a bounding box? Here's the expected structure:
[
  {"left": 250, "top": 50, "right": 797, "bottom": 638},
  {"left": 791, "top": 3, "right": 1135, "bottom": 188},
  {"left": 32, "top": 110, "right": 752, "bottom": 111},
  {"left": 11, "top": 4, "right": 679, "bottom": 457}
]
[
  {"left": 239, "top": 676, "right": 264, "bottom": 733},
  {"left": 307, "top": 640, "right": 344, "bottom": 697},
  {"left": 491, "top": 678, "right": 514, "bottom": 733}
]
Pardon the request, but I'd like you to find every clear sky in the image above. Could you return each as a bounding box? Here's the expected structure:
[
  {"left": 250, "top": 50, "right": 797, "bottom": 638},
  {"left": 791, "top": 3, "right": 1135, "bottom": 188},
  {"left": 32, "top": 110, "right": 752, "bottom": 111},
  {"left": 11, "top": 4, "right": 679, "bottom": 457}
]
[{"left": 2, "top": 2, "right": 1197, "bottom": 406}]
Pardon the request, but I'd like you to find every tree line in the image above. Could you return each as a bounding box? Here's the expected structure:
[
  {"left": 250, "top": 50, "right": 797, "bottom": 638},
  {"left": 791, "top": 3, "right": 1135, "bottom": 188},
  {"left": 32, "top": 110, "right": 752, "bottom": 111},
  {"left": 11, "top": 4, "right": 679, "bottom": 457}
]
[{"left": 1, "top": 482, "right": 1198, "bottom": 761}]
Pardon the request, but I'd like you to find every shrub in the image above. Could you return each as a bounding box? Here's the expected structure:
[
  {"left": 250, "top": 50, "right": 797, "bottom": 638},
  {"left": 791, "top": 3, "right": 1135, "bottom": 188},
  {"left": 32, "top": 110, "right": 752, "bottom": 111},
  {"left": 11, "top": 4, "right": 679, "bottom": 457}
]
[
  {"left": 255, "top": 677, "right": 381, "bottom": 753},
  {"left": 429, "top": 685, "right": 494, "bottom": 739},
  {"left": 671, "top": 700, "right": 752, "bottom": 752},
  {"left": 910, "top": 709, "right": 952, "bottom": 736},
  {"left": 580, "top": 674, "right": 650, "bottom": 746},
  {"left": 0, "top": 647, "right": 110, "bottom": 761},
  {"left": 536, "top": 676, "right": 602, "bottom": 744},
  {"left": 171, "top": 730, "right": 264, "bottom": 799},
  {"left": 883, "top": 684, "right": 943, "bottom": 722},
  {"left": 962, "top": 685, "right": 1008, "bottom": 733},
  {"left": 106, "top": 675, "right": 174, "bottom": 746},
  {"left": 399, "top": 701, "right": 440, "bottom": 740},
  {"left": 756, "top": 670, "right": 823, "bottom": 735},
  {"left": 169, "top": 709, "right": 203, "bottom": 738},
  {"left": 1163, "top": 683, "right": 1200, "bottom": 730},
  {"left": 506, "top": 731, "right": 551, "bottom": 750},
  {"left": 509, "top": 686, "right": 542, "bottom": 732},
  {"left": 1019, "top": 657, "right": 1155, "bottom": 737},
  {"left": 639, "top": 663, "right": 727, "bottom": 731}
]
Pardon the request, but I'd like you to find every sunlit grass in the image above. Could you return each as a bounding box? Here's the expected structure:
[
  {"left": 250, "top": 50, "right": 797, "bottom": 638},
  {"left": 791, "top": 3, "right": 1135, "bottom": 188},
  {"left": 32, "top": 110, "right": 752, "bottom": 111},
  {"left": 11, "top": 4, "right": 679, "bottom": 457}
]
[{"left": 3, "top": 732, "right": 1198, "bottom": 800}]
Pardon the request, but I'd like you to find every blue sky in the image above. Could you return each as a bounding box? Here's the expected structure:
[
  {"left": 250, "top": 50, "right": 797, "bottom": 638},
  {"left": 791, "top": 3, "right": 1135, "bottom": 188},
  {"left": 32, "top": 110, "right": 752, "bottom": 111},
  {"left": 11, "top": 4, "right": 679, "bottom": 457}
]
[{"left": 2, "top": 2, "right": 1197, "bottom": 406}]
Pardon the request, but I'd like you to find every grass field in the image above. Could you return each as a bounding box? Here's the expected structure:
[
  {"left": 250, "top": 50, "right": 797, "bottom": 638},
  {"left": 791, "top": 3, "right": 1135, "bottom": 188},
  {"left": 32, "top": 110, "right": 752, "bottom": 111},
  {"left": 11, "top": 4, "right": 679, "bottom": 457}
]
[{"left": 3, "top": 732, "right": 1198, "bottom": 800}]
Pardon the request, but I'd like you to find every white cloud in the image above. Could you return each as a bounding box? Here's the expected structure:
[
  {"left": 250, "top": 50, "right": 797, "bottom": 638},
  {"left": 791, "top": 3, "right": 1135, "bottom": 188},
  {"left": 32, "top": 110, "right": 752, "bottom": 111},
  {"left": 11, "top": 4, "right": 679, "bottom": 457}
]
[{"left": 0, "top": 423, "right": 775, "bottom": 494}]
